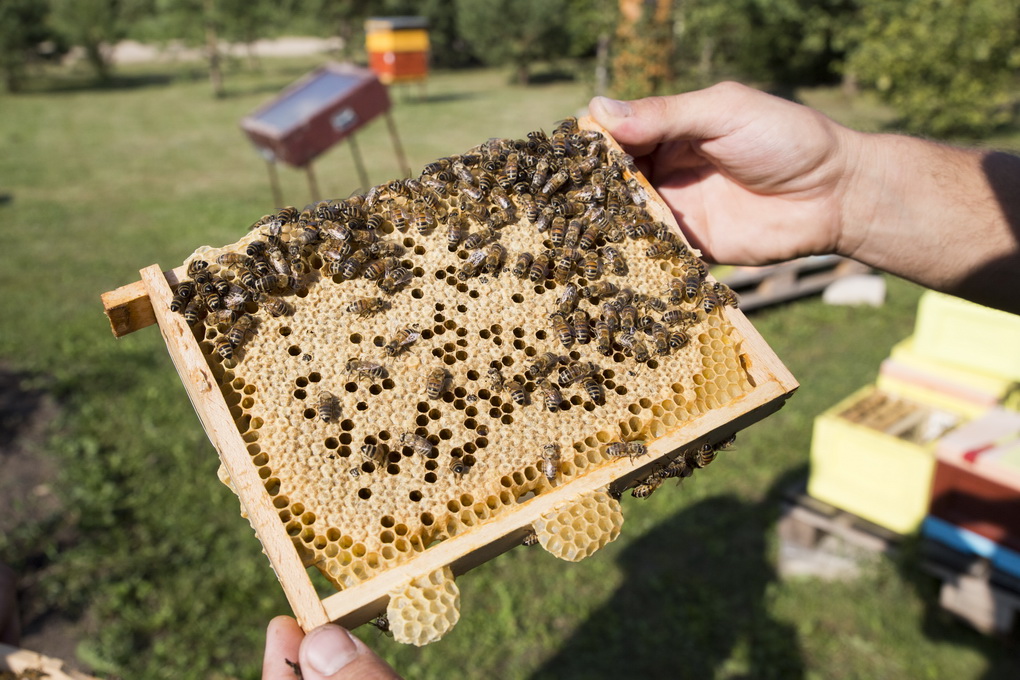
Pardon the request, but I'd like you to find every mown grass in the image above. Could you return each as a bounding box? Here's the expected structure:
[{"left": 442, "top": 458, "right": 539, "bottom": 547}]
[{"left": 1, "top": 57, "right": 1018, "bottom": 678}]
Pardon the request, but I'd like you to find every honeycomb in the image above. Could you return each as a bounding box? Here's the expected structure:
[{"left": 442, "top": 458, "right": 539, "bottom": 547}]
[
  {"left": 172, "top": 118, "right": 756, "bottom": 641},
  {"left": 532, "top": 490, "right": 624, "bottom": 562},
  {"left": 386, "top": 567, "right": 460, "bottom": 646}
]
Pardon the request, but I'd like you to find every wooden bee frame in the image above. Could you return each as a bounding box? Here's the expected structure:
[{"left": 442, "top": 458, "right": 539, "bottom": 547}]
[{"left": 104, "top": 118, "right": 798, "bottom": 634}]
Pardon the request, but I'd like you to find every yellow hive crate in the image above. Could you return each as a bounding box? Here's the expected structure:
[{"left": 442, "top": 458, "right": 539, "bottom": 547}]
[
  {"left": 808, "top": 385, "right": 957, "bottom": 534},
  {"left": 366, "top": 29, "right": 430, "bottom": 53},
  {"left": 913, "top": 292, "right": 1020, "bottom": 381}
]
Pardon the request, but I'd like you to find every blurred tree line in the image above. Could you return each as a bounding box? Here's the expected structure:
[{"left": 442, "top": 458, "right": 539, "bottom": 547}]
[{"left": 1, "top": 0, "right": 1017, "bottom": 135}]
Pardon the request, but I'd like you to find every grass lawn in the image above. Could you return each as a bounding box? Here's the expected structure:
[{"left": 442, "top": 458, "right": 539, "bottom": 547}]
[{"left": 1, "top": 56, "right": 1018, "bottom": 678}]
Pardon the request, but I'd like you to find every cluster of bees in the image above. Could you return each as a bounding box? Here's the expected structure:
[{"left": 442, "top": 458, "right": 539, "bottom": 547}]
[{"left": 171, "top": 116, "right": 739, "bottom": 495}]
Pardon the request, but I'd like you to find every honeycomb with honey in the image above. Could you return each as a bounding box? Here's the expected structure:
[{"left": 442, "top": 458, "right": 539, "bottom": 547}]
[{"left": 169, "top": 118, "right": 764, "bottom": 644}]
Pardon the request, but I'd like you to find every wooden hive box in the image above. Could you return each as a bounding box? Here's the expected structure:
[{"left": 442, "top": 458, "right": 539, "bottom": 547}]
[{"left": 101, "top": 117, "right": 797, "bottom": 645}]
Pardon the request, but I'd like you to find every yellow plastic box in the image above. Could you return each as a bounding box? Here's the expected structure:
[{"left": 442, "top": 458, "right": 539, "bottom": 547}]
[
  {"left": 808, "top": 385, "right": 958, "bottom": 534},
  {"left": 913, "top": 292, "right": 1020, "bottom": 381}
]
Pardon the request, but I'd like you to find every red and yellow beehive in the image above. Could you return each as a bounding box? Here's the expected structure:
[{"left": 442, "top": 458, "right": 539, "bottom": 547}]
[{"left": 366, "top": 16, "right": 429, "bottom": 85}]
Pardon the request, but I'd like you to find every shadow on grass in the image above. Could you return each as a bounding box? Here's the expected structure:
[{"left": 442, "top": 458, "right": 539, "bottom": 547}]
[
  {"left": 21, "top": 72, "right": 176, "bottom": 95},
  {"left": 531, "top": 469, "right": 807, "bottom": 680}
]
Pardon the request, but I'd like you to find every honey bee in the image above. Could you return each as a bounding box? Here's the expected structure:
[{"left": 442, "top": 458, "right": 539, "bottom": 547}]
[
  {"left": 345, "top": 358, "right": 385, "bottom": 382},
  {"left": 361, "top": 257, "right": 391, "bottom": 281},
  {"left": 400, "top": 432, "right": 434, "bottom": 457},
  {"left": 690, "top": 442, "right": 717, "bottom": 468},
  {"left": 557, "top": 360, "right": 596, "bottom": 387},
  {"left": 425, "top": 367, "right": 448, "bottom": 399},
  {"left": 187, "top": 259, "right": 209, "bottom": 277},
  {"left": 449, "top": 458, "right": 470, "bottom": 476},
  {"left": 317, "top": 391, "right": 340, "bottom": 423},
  {"left": 529, "top": 251, "right": 552, "bottom": 282},
  {"left": 484, "top": 242, "right": 506, "bottom": 274},
  {"left": 702, "top": 286, "right": 720, "bottom": 314},
  {"left": 183, "top": 300, "right": 202, "bottom": 324},
  {"left": 662, "top": 309, "right": 693, "bottom": 327},
  {"left": 255, "top": 273, "right": 292, "bottom": 294},
  {"left": 607, "top": 440, "right": 648, "bottom": 460},
  {"left": 512, "top": 252, "right": 534, "bottom": 279},
  {"left": 595, "top": 319, "right": 613, "bottom": 356},
  {"left": 384, "top": 327, "right": 420, "bottom": 356},
  {"left": 213, "top": 336, "right": 233, "bottom": 360},
  {"left": 526, "top": 352, "right": 560, "bottom": 380},
  {"left": 623, "top": 221, "right": 652, "bottom": 240},
  {"left": 651, "top": 323, "right": 670, "bottom": 355},
  {"left": 462, "top": 227, "right": 495, "bottom": 251},
  {"left": 549, "top": 217, "right": 567, "bottom": 247},
  {"left": 346, "top": 296, "right": 388, "bottom": 317},
  {"left": 669, "top": 329, "right": 690, "bottom": 350},
  {"left": 541, "top": 169, "right": 569, "bottom": 196},
  {"left": 388, "top": 206, "right": 409, "bottom": 232},
  {"left": 458, "top": 249, "right": 487, "bottom": 281},
  {"left": 522, "top": 531, "right": 540, "bottom": 546},
  {"left": 553, "top": 249, "right": 578, "bottom": 283},
  {"left": 538, "top": 380, "right": 563, "bottom": 412},
  {"left": 488, "top": 365, "right": 506, "bottom": 391},
  {"left": 550, "top": 133, "right": 570, "bottom": 158},
  {"left": 619, "top": 304, "right": 638, "bottom": 334},
  {"left": 360, "top": 442, "right": 380, "bottom": 462},
  {"left": 446, "top": 213, "right": 467, "bottom": 248},
  {"left": 227, "top": 313, "right": 256, "bottom": 347},
  {"left": 582, "top": 280, "right": 618, "bottom": 301},
  {"left": 556, "top": 283, "right": 579, "bottom": 315},
  {"left": 411, "top": 206, "right": 435, "bottom": 235},
  {"left": 572, "top": 309, "right": 592, "bottom": 344},
  {"left": 505, "top": 379, "right": 527, "bottom": 406},
  {"left": 582, "top": 251, "right": 601, "bottom": 280},
  {"left": 337, "top": 251, "right": 370, "bottom": 281},
  {"left": 564, "top": 219, "right": 583, "bottom": 248},
  {"left": 530, "top": 159, "right": 550, "bottom": 193},
  {"left": 534, "top": 206, "right": 555, "bottom": 233},
  {"left": 579, "top": 223, "right": 602, "bottom": 251},
  {"left": 368, "top": 240, "right": 404, "bottom": 257},
  {"left": 215, "top": 252, "right": 247, "bottom": 268},
  {"left": 170, "top": 281, "right": 195, "bottom": 313},
  {"left": 646, "top": 242, "right": 679, "bottom": 259},
  {"left": 619, "top": 333, "right": 650, "bottom": 362},
  {"left": 580, "top": 375, "right": 603, "bottom": 404},
  {"left": 631, "top": 476, "right": 664, "bottom": 499},
  {"left": 379, "top": 266, "right": 413, "bottom": 295},
  {"left": 206, "top": 309, "right": 237, "bottom": 326},
  {"left": 452, "top": 160, "right": 474, "bottom": 185},
  {"left": 683, "top": 268, "right": 706, "bottom": 302},
  {"left": 540, "top": 443, "right": 561, "bottom": 481},
  {"left": 549, "top": 312, "right": 575, "bottom": 349},
  {"left": 713, "top": 281, "right": 739, "bottom": 307}
]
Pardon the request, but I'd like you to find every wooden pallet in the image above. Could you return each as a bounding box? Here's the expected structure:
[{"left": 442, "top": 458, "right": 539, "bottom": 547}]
[
  {"left": 777, "top": 478, "right": 902, "bottom": 555},
  {"left": 0, "top": 644, "right": 100, "bottom": 680},
  {"left": 920, "top": 536, "right": 1020, "bottom": 636},
  {"left": 718, "top": 256, "right": 871, "bottom": 312}
]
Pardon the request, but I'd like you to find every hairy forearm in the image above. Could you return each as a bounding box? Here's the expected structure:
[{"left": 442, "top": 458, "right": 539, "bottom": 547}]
[{"left": 840, "top": 131, "right": 1020, "bottom": 313}]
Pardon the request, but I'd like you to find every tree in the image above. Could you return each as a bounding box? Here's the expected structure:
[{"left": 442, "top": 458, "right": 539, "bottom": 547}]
[
  {"left": 455, "top": 0, "right": 573, "bottom": 84},
  {"left": 846, "top": 0, "right": 1020, "bottom": 137},
  {"left": 612, "top": 0, "right": 674, "bottom": 100},
  {"left": 49, "top": 0, "right": 137, "bottom": 82},
  {"left": 0, "top": 0, "right": 51, "bottom": 92}
]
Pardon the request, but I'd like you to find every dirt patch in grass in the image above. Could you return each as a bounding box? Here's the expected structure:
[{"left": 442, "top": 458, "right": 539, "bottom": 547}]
[{"left": 0, "top": 364, "right": 91, "bottom": 674}]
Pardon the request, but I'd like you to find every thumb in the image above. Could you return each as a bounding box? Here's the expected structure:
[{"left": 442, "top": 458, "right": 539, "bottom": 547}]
[
  {"left": 589, "top": 82, "right": 755, "bottom": 149},
  {"left": 299, "top": 624, "right": 402, "bottom": 680}
]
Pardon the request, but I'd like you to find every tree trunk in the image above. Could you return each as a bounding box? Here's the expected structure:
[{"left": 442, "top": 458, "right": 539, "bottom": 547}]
[
  {"left": 516, "top": 62, "right": 530, "bottom": 85},
  {"left": 594, "top": 32, "right": 610, "bottom": 97},
  {"left": 204, "top": 0, "right": 225, "bottom": 98},
  {"left": 84, "top": 42, "right": 110, "bottom": 83}
]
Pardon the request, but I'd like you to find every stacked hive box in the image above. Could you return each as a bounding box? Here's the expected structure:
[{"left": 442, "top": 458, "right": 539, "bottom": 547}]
[
  {"left": 809, "top": 291, "right": 1020, "bottom": 535},
  {"left": 365, "top": 17, "right": 429, "bottom": 85}
]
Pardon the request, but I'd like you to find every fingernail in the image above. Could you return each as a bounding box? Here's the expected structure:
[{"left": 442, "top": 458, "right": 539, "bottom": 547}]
[
  {"left": 305, "top": 625, "right": 358, "bottom": 676},
  {"left": 590, "top": 96, "right": 631, "bottom": 119}
]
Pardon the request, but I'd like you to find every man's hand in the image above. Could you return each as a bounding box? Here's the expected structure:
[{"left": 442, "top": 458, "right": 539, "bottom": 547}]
[{"left": 262, "top": 617, "right": 402, "bottom": 680}]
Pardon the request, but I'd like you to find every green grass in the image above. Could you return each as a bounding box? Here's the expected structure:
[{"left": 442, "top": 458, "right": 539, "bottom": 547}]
[{"left": 1, "top": 58, "right": 1018, "bottom": 678}]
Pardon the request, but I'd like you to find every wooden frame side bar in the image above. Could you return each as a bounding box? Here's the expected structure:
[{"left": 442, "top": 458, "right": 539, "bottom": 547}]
[
  {"left": 140, "top": 264, "right": 330, "bottom": 630},
  {"left": 102, "top": 265, "right": 186, "bottom": 338}
]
